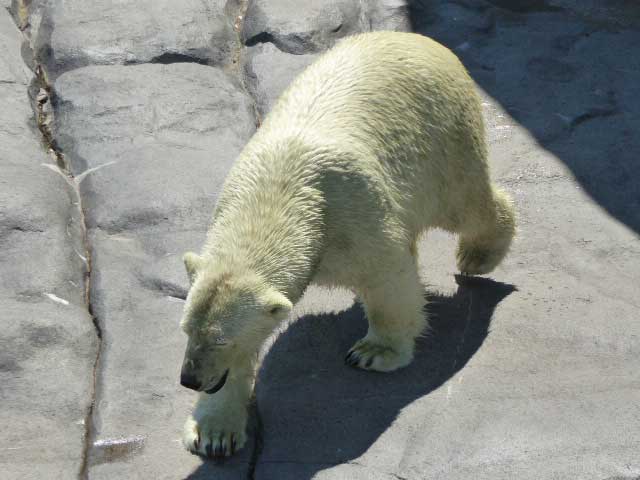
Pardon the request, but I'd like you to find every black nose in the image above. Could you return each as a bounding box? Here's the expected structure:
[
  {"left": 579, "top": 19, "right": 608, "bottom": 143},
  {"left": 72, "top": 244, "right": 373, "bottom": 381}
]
[{"left": 180, "top": 372, "right": 201, "bottom": 391}]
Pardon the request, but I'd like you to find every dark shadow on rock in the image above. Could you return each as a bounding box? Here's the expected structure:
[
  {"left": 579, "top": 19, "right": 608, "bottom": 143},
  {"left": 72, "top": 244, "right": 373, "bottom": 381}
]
[
  {"left": 230, "top": 275, "right": 514, "bottom": 478},
  {"left": 407, "top": 0, "right": 640, "bottom": 234},
  {"left": 183, "top": 459, "right": 253, "bottom": 480}
]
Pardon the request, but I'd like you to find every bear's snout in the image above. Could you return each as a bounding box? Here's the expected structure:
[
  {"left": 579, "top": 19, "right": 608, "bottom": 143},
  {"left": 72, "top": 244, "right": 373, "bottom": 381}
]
[{"left": 180, "top": 371, "right": 201, "bottom": 391}]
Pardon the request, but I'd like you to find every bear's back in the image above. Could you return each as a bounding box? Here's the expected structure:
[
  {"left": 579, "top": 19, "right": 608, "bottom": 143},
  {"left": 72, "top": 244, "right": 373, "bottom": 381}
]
[
  {"left": 261, "top": 31, "right": 481, "bottom": 154},
  {"left": 215, "top": 32, "right": 489, "bottom": 247}
]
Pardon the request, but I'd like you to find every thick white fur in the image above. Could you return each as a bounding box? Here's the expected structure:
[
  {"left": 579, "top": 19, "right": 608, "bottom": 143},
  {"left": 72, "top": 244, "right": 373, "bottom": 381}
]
[{"left": 181, "top": 31, "right": 516, "bottom": 457}]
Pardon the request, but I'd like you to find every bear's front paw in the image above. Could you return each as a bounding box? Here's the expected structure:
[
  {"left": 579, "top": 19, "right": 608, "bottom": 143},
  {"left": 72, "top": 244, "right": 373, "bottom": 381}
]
[
  {"left": 456, "top": 244, "right": 492, "bottom": 275},
  {"left": 345, "top": 338, "right": 413, "bottom": 372},
  {"left": 183, "top": 411, "right": 248, "bottom": 459}
]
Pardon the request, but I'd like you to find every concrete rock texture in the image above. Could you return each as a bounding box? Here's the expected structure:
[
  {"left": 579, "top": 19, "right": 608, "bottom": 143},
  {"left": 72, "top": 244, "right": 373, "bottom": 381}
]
[
  {"left": 0, "top": 8, "right": 98, "bottom": 479},
  {"left": 14, "top": 0, "right": 238, "bottom": 77},
  {"left": 0, "top": 0, "right": 638, "bottom": 479}
]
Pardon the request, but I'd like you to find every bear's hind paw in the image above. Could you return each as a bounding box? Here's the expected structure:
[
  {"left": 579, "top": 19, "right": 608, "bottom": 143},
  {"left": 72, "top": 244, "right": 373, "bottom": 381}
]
[
  {"left": 345, "top": 339, "right": 413, "bottom": 372},
  {"left": 456, "top": 245, "right": 496, "bottom": 275}
]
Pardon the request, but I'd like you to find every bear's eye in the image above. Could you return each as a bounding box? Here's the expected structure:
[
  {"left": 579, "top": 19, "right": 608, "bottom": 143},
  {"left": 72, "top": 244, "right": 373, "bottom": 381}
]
[{"left": 269, "top": 306, "right": 281, "bottom": 315}]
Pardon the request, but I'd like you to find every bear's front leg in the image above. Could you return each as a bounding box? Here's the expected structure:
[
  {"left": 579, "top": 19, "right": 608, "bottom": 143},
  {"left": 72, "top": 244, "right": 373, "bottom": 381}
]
[{"left": 183, "top": 358, "right": 255, "bottom": 458}]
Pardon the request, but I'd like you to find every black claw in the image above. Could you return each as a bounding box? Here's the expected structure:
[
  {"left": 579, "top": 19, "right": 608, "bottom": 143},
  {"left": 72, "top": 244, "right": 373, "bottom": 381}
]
[
  {"left": 205, "top": 442, "right": 213, "bottom": 458},
  {"left": 193, "top": 436, "right": 200, "bottom": 451},
  {"left": 231, "top": 438, "right": 237, "bottom": 455},
  {"left": 345, "top": 351, "right": 354, "bottom": 364},
  {"left": 346, "top": 351, "right": 360, "bottom": 367},
  {"left": 365, "top": 356, "right": 373, "bottom": 368},
  {"left": 216, "top": 434, "right": 226, "bottom": 457}
]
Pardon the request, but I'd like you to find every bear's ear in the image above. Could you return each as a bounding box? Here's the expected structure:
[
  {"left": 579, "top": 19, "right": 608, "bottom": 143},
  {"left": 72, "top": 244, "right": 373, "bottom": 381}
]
[
  {"left": 183, "top": 252, "right": 204, "bottom": 284},
  {"left": 261, "top": 289, "right": 292, "bottom": 318}
]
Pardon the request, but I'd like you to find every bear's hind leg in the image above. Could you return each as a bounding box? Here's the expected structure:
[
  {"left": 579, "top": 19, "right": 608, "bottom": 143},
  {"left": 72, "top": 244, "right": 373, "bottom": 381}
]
[
  {"left": 456, "top": 188, "right": 516, "bottom": 275},
  {"left": 347, "top": 252, "right": 426, "bottom": 372}
]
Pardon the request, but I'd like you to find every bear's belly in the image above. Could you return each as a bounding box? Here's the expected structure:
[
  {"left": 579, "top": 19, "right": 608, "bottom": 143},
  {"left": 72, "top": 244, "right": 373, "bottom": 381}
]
[
  {"left": 312, "top": 245, "right": 355, "bottom": 288},
  {"left": 311, "top": 235, "right": 371, "bottom": 289}
]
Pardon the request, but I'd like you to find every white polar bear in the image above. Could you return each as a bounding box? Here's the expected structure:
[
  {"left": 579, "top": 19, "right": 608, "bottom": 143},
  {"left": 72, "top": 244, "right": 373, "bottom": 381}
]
[{"left": 179, "top": 31, "right": 515, "bottom": 458}]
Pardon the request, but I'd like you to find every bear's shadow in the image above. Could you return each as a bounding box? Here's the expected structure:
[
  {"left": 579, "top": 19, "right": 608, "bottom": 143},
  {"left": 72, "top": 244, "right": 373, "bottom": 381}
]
[{"left": 187, "top": 274, "right": 514, "bottom": 478}]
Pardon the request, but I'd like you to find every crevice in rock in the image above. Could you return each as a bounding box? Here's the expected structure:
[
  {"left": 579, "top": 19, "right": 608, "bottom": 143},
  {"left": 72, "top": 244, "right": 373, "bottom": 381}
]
[
  {"left": 10, "top": 225, "right": 44, "bottom": 233},
  {"left": 244, "top": 31, "right": 276, "bottom": 49},
  {"left": 570, "top": 107, "right": 619, "bottom": 129},
  {"left": 139, "top": 277, "right": 188, "bottom": 300},
  {"left": 541, "top": 90, "right": 619, "bottom": 144},
  {"left": 9, "top": 3, "right": 104, "bottom": 478},
  {"left": 32, "top": 66, "right": 65, "bottom": 169},
  {"left": 230, "top": 0, "right": 262, "bottom": 127},
  {"left": 389, "top": 474, "right": 411, "bottom": 480},
  {"left": 148, "top": 52, "right": 211, "bottom": 66},
  {"left": 37, "top": 76, "right": 103, "bottom": 480},
  {"left": 36, "top": 74, "right": 102, "bottom": 480},
  {"left": 237, "top": 0, "right": 305, "bottom": 56},
  {"left": 244, "top": 31, "right": 314, "bottom": 56},
  {"left": 484, "top": 0, "right": 563, "bottom": 14},
  {"left": 79, "top": 307, "right": 102, "bottom": 480}
]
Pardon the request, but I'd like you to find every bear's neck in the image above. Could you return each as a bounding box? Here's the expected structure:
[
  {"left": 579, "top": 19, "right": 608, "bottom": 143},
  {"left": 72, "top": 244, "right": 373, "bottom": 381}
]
[{"left": 205, "top": 147, "right": 326, "bottom": 302}]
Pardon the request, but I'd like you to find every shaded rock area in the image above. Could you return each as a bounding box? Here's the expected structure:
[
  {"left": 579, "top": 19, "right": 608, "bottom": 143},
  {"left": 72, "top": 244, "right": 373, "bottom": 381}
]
[{"left": 0, "top": 1, "right": 638, "bottom": 480}]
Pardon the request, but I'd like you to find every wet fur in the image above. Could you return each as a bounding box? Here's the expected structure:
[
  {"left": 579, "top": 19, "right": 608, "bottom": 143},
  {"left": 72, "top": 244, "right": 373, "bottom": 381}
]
[{"left": 180, "top": 31, "right": 516, "bottom": 458}]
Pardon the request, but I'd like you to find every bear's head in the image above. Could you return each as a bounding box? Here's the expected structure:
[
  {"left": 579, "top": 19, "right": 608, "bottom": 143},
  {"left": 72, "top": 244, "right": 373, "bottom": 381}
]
[{"left": 178, "top": 252, "right": 292, "bottom": 393}]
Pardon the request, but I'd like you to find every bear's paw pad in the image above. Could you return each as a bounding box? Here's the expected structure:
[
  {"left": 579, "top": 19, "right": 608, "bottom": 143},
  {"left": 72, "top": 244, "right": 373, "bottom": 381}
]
[
  {"left": 183, "top": 415, "right": 247, "bottom": 459},
  {"left": 345, "top": 339, "right": 412, "bottom": 372}
]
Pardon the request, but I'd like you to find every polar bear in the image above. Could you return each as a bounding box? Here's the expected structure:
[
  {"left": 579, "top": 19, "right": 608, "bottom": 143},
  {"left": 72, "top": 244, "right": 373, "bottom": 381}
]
[{"left": 179, "top": 31, "right": 515, "bottom": 458}]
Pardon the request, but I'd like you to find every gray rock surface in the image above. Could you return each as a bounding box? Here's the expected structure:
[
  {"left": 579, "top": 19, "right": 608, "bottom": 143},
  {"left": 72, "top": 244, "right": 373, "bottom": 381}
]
[
  {"left": 19, "top": 0, "right": 238, "bottom": 77},
  {"left": 53, "top": 63, "right": 255, "bottom": 231},
  {"left": 0, "top": 8, "right": 98, "bottom": 479},
  {"left": 242, "top": 0, "right": 366, "bottom": 54},
  {"left": 242, "top": 0, "right": 408, "bottom": 54},
  {"left": 52, "top": 62, "right": 256, "bottom": 479},
  {"left": 1, "top": 0, "right": 639, "bottom": 479},
  {"left": 243, "top": 42, "right": 318, "bottom": 117}
]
